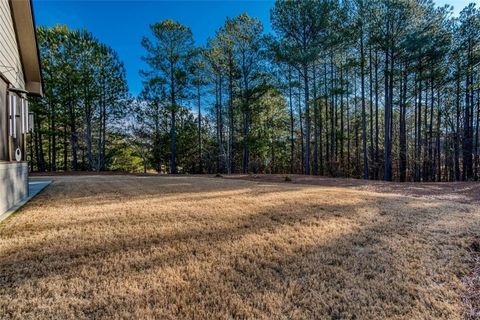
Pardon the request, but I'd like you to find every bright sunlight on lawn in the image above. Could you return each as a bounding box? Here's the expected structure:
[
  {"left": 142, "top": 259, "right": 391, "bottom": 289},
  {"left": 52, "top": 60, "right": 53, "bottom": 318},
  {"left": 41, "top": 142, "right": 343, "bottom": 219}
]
[{"left": 0, "top": 175, "right": 479, "bottom": 319}]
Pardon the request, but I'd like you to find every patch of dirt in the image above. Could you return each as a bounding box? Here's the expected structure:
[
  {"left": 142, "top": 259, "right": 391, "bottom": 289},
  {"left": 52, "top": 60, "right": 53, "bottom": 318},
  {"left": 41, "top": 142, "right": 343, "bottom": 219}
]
[
  {"left": 225, "top": 174, "right": 480, "bottom": 204},
  {"left": 30, "top": 171, "right": 160, "bottom": 177},
  {"left": 463, "top": 241, "right": 480, "bottom": 320}
]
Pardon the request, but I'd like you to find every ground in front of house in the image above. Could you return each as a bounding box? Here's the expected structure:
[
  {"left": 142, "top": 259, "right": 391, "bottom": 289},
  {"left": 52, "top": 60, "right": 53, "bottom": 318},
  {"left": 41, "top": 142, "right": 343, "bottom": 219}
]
[{"left": 0, "top": 174, "right": 479, "bottom": 319}]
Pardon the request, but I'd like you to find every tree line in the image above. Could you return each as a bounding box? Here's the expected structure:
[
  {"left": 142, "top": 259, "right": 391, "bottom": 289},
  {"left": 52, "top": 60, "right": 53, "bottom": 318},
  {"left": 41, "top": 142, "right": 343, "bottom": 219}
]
[
  {"left": 30, "top": 0, "right": 480, "bottom": 182},
  {"left": 30, "top": 26, "right": 129, "bottom": 172}
]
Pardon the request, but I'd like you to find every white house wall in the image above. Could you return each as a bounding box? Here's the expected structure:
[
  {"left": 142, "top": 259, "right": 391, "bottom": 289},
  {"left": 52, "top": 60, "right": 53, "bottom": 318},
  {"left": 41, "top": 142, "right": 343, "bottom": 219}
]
[{"left": 0, "top": 0, "right": 26, "bottom": 89}]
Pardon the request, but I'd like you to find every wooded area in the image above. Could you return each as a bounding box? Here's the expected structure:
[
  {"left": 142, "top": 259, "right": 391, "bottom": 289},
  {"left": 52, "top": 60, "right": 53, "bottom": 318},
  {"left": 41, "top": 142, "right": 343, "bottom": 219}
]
[{"left": 29, "top": 0, "right": 480, "bottom": 182}]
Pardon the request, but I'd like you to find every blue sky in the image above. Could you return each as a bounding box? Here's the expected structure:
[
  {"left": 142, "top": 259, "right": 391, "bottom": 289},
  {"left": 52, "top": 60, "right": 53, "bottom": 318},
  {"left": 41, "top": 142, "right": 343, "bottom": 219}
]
[
  {"left": 33, "top": 0, "right": 274, "bottom": 95},
  {"left": 33, "top": 0, "right": 475, "bottom": 96}
]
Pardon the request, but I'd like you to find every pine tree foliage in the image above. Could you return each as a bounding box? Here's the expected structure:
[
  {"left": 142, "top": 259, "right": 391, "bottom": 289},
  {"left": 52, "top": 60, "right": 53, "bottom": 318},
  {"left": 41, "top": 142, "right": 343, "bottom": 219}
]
[{"left": 30, "top": 2, "right": 480, "bottom": 181}]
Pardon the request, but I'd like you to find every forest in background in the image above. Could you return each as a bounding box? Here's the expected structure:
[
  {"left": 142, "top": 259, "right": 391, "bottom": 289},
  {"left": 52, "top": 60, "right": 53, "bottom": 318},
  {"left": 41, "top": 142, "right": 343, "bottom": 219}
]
[{"left": 29, "top": 0, "right": 480, "bottom": 182}]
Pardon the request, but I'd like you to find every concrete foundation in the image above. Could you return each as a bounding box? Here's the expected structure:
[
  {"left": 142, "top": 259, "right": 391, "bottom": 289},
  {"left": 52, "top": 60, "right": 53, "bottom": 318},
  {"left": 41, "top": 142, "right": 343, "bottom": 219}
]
[{"left": 0, "top": 161, "right": 28, "bottom": 215}]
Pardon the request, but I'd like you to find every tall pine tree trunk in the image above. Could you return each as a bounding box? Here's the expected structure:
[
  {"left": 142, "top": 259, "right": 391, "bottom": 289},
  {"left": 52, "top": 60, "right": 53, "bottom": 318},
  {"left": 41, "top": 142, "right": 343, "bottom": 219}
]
[
  {"left": 50, "top": 99, "right": 56, "bottom": 171},
  {"left": 360, "top": 32, "right": 369, "bottom": 180},
  {"left": 374, "top": 50, "right": 380, "bottom": 179},
  {"left": 170, "top": 62, "right": 177, "bottom": 174},
  {"left": 197, "top": 81, "right": 203, "bottom": 174},
  {"left": 399, "top": 64, "right": 407, "bottom": 182},
  {"left": 454, "top": 72, "right": 461, "bottom": 181},
  {"left": 228, "top": 56, "right": 234, "bottom": 174},
  {"left": 303, "top": 62, "right": 311, "bottom": 175},
  {"left": 368, "top": 45, "right": 374, "bottom": 179},
  {"left": 313, "top": 64, "right": 319, "bottom": 175},
  {"left": 288, "top": 66, "right": 295, "bottom": 174},
  {"left": 298, "top": 71, "right": 305, "bottom": 174},
  {"left": 383, "top": 49, "right": 392, "bottom": 181}
]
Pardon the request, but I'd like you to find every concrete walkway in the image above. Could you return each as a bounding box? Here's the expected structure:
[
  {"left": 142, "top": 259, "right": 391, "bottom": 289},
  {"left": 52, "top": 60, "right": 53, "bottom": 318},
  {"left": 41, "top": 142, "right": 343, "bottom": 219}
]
[{"left": 0, "top": 179, "right": 51, "bottom": 223}]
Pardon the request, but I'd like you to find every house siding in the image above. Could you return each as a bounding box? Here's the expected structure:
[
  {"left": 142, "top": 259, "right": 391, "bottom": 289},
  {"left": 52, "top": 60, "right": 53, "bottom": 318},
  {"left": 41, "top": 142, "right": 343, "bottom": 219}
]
[
  {"left": 0, "top": 0, "right": 25, "bottom": 89},
  {"left": 0, "top": 162, "right": 28, "bottom": 215},
  {"left": 0, "top": 0, "right": 29, "bottom": 217}
]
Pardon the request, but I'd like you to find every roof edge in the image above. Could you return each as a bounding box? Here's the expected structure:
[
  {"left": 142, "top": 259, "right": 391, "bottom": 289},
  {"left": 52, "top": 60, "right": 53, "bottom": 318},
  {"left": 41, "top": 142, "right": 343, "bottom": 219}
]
[{"left": 9, "top": 0, "right": 43, "bottom": 97}]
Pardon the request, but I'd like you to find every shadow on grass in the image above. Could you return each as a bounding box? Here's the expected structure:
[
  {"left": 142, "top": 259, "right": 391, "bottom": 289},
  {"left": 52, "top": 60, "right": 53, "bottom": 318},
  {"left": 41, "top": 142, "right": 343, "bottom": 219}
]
[
  {"left": 0, "top": 175, "right": 478, "bottom": 319},
  {"left": 0, "top": 198, "right": 365, "bottom": 285}
]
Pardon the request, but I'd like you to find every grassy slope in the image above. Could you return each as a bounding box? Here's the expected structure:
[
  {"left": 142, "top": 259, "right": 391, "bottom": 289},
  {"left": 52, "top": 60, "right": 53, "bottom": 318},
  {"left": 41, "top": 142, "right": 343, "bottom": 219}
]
[{"left": 0, "top": 175, "right": 478, "bottom": 319}]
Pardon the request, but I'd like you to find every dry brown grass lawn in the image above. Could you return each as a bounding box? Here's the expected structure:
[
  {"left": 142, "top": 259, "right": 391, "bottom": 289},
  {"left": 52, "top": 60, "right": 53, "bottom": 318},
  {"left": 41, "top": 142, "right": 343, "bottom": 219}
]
[{"left": 0, "top": 175, "right": 479, "bottom": 319}]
